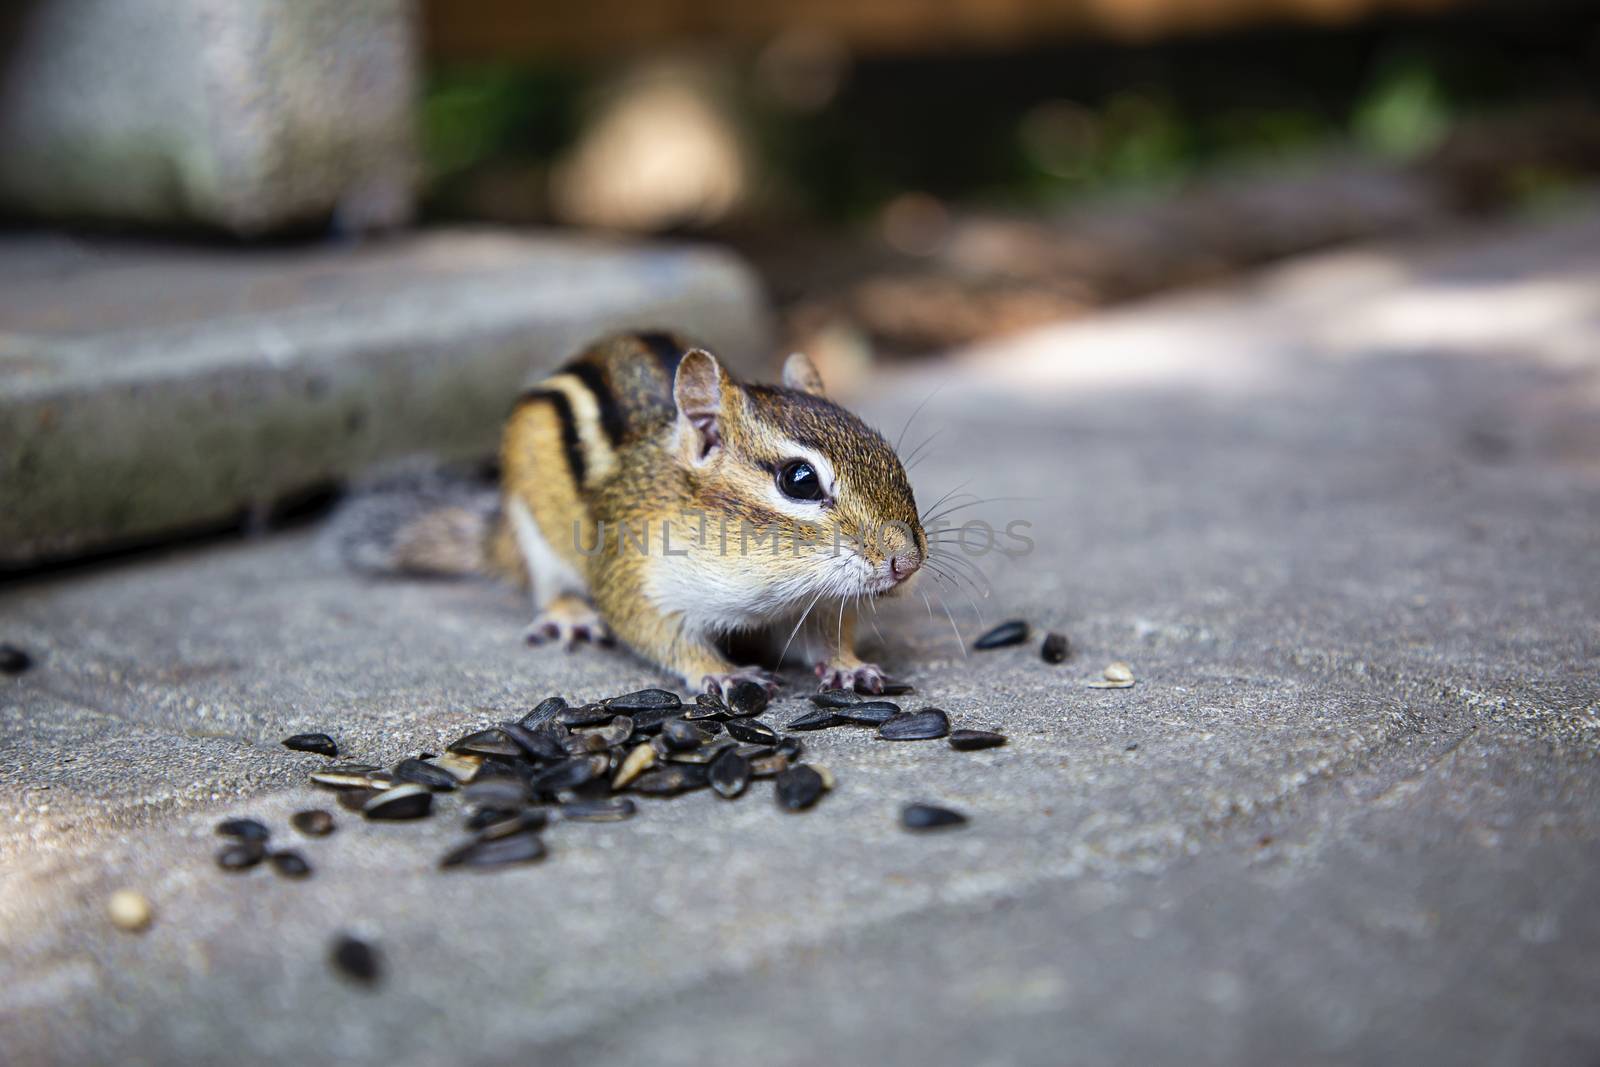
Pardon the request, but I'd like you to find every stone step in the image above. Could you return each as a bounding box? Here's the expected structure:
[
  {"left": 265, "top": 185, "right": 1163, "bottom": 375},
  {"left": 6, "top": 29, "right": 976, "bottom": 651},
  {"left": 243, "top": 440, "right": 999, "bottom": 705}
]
[{"left": 0, "top": 228, "right": 771, "bottom": 566}]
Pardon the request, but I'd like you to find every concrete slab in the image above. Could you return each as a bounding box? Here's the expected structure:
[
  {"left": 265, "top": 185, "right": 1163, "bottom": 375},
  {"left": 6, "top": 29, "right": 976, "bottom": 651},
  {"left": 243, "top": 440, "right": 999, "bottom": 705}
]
[
  {"left": 0, "top": 229, "right": 770, "bottom": 565},
  {"left": 1, "top": 206, "right": 1597, "bottom": 1065}
]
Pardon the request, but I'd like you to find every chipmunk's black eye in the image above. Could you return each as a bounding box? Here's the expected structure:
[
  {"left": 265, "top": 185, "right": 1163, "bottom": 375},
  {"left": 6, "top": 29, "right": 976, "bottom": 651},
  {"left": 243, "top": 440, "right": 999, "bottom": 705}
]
[{"left": 777, "top": 459, "right": 826, "bottom": 502}]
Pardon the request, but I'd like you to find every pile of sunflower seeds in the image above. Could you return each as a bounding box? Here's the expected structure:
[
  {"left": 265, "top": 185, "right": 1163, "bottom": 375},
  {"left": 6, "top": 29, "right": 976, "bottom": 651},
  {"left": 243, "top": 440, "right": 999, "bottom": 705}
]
[
  {"left": 253, "top": 683, "right": 1006, "bottom": 877},
  {"left": 204, "top": 682, "right": 1011, "bottom": 982}
]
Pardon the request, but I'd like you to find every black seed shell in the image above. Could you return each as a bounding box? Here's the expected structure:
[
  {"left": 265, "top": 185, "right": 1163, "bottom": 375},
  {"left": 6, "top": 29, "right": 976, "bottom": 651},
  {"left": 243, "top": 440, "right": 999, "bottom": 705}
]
[
  {"left": 724, "top": 718, "right": 779, "bottom": 745},
  {"left": 441, "top": 830, "right": 546, "bottom": 869},
  {"left": 290, "top": 810, "right": 335, "bottom": 836},
  {"left": 812, "top": 688, "right": 862, "bottom": 708},
  {"left": 216, "top": 841, "right": 265, "bottom": 871},
  {"left": 948, "top": 729, "right": 1007, "bottom": 751},
  {"left": 902, "top": 803, "right": 968, "bottom": 830},
  {"left": 709, "top": 747, "right": 751, "bottom": 799},
  {"left": 330, "top": 935, "right": 382, "bottom": 983},
  {"left": 269, "top": 850, "right": 313, "bottom": 877},
  {"left": 1041, "top": 632, "right": 1070, "bottom": 664},
  {"left": 393, "top": 758, "right": 460, "bottom": 790},
  {"left": 0, "top": 644, "right": 33, "bottom": 674},
  {"left": 974, "top": 619, "right": 1030, "bottom": 650},
  {"left": 448, "top": 728, "right": 521, "bottom": 758},
  {"left": 282, "top": 733, "right": 338, "bottom": 757},
  {"left": 879, "top": 708, "right": 950, "bottom": 741},
  {"left": 560, "top": 798, "right": 636, "bottom": 822},
  {"left": 785, "top": 709, "right": 843, "bottom": 731},
  {"left": 835, "top": 700, "right": 901, "bottom": 725},
  {"left": 775, "top": 765, "right": 826, "bottom": 811},
  {"left": 362, "top": 784, "right": 434, "bottom": 820},
  {"left": 727, "top": 681, "right": 769, "bottom": 716},
  {"left": 519, "top": 696, "right": 568, "bottom": 730},
  {"left": 500, "top": 721, "right": 566, "bottom": 761},
  {"left": 216, "top": 818, "right": 270, "bottom": 842}
]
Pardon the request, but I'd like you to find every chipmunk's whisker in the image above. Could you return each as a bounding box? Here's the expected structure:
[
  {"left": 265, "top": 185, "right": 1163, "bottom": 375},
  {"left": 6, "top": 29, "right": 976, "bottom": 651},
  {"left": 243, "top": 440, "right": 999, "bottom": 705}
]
[
  {"left": 893, "top": 379, "right": 947, "bottom": 454},
  {"left": 901, "top": 428, "right": 944, "bottom": 472},
  {"left": 918, "top": 480, "right": 974, "bottom": 525}
]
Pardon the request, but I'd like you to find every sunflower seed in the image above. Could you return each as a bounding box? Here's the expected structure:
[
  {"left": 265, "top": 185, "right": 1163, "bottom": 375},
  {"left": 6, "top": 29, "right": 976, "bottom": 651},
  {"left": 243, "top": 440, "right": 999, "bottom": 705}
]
[
  {"left": 337, "top": 788, "right": 377, "bottom": 812},
  {"left": 878, "top": 678, "right": 914, "bottom": 695},
  {"left": 362, "top": 784, "right": 434, "bottom": 820},
  {"left": 216, "top": 817, "right": 270, "bottom": 842},
  {"left": 683, "top": 704, "right": 730, "bottom": 722},
  {"left": 564, "top": 732, "right": 609, "bottom": 757},
  {"left": 431, "top": 753, "right": 484, "bottom": 782},
  {"left": 107, "top": 889, "right": 152, "bottom": 932},
  {"left": 464, "top": 806, "right": 519, "bottom": 832},
  {"left": 786, "top": 708, "right": 843, "bottom": 731},
  {"left": 477, "top": 809, "right": 549, "bottom": 839},
  {"left": 1041, "top": 632, "right": 1070, "bottom": 664},
  {"left": 948, "top": 729, "right": 1007, "bottom": 751},
  {"left": 588, "top": 715, "right": 635, "bottom": 748},
  {"left": 724, "top": 718, "right": 779, "bottom": 745},
  {"left": 393, "top": 758, "right": 459, "bottom": 790},
  {"left": 775, "top": 736, "right": 804, "bottom": 762},
  {"left": 216, "top": 841, "right": 265, "bottom": 871},
  {"left": 290, "top": 810, "right": 335, "bottom": 836},
  {"left": 902, "top": 803, "right": 968, "bottom": 831},
  {"left": 441, "top": 830, "right": 546, "bottom": 869},
  {"left": 330, "top": 935, "right": 381, "bottom": 983},
  {"left": 879, "top": 708, "right": 950, "bottom": 741},
  {"left": 749, "top": 753, "right": 790, "bottom": 778},
  {"left": 1086, "top": 679, "right": 1136, "bottom": 689},
  {"left": 282, "top": 733, "right": 338, "bottom": 757},
  {"left": 0, "top": 643, "right": 33, "bottom": 674},
  {"left": 709, "top": 747, "right": 751, "bottom": 799},
  {"left": 554, "top": 701, "right": 609, "bottom": 726},
  {"left": 310, "top": 765, "right": 379, "bottom": 789},
  {"left": 835, "top": 700, "right": 901, "bottom": 725},
  {"left": 500, "top": 721, "right": 565, "bottom": 761},
  {"left": 632, "top": 765, "right": 708, "bottom": 796},
  {"left": 664, "top": 740, "right": 732, "bottom": 765},
  {"left": 605, "top": 688, "right": 682, "bottom": 713},
  {"left": 531, "top": 755, "right": 607, "bottom": 795},
  {"left": 775, "top": 765, "right": 826, "bottom": 811},
  {"left": 519, "top": 696, "right": 568, "bottom": 730},
  {"left": 811, "top": 688, "right": 862, "bottom": 708},
  {"left": 462, "top": 779, "right": 529, "bottom": 808},
  {"left": 611, "top": 742, "right": 656, "bottom": 789},
  {"left": 974, "top": 619, "right": 1029, "bottom": 649},
  {"left": 561, "top": 798, "right": 636, "bottom": 822},
  {"left": 661, "top": 718, "right": 709, "bottom": 751},
  {"left": 269, "top": 850, "right": 313, "bottom": 878},
  {"left": 448, "top": 727, "right": 521, "bottom": 758},
  {"left": 727, "top": 681, "right": 769, "bottom": 716}
]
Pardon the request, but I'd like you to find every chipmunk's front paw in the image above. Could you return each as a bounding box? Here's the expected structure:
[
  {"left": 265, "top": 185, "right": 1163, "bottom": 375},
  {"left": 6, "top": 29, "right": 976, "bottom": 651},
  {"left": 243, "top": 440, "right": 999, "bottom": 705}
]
[
  {"left": 814, "top": 661, "right": 886, "bottom": 694},
  {"left": 701, "top": 667, "right": 783, "bottom": 699},
  {"left": 524, "top": 597, "right": 612, "bottom": 651}
]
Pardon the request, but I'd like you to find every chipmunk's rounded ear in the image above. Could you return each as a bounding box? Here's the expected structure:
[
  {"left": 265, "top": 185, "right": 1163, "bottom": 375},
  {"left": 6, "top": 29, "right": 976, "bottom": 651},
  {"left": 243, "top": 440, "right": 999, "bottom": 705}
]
[
  {"left": 782, "top": 352, "right": 826, "bottom": 397},
  {"left": 674, "top": 348, "right": 728, "bottom": 465}
]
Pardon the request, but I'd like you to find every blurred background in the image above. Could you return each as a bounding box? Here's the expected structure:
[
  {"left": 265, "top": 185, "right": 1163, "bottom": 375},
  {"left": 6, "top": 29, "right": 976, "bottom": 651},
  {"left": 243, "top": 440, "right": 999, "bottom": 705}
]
[{"left": 4, "top": 0, "right": 1598, "bottom": 566}]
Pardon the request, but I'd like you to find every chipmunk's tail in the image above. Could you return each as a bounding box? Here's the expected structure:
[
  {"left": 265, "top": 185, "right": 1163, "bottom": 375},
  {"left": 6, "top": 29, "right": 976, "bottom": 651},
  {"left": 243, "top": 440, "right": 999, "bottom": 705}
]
[{"left": 324, "top": 462, "right": 502, "bottom": 578}]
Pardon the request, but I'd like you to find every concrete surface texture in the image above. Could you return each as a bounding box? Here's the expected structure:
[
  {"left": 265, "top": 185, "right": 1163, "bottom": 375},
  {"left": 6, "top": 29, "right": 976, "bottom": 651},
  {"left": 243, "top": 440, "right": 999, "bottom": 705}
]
[
  {"left": 2, "top": 205, "right": 1598, "bottom": 1066},
  {"left": 0, "top": 229, "right": 770, "bottom": 566},
  {"left": 0, "top": 0, "right": 418, "bottom": 234}
]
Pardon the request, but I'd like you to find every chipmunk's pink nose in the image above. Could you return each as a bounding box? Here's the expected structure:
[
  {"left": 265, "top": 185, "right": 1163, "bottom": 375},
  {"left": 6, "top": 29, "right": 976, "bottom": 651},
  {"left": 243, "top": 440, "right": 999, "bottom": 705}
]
[{"left": 890, "top": 554, "right": 921, "bottom": 582}]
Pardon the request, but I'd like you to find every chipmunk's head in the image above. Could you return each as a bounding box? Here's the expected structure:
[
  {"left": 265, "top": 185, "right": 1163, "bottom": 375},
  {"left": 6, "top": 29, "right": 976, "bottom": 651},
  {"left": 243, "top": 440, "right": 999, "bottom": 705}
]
[{"left": 672, "top": 348, "right": 925, "bottom": 601}]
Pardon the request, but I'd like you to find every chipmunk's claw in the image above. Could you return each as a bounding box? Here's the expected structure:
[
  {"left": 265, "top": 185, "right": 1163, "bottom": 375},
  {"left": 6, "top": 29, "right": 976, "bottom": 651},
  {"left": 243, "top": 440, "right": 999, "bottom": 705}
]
[
  {"left": 701, "top": 668, "right": 783, "bottom": 699},
  {"left": 523, "top": 599, "right": 612, "bottom": 651},
  {"left": 814, "top": 661, "right": 886, "bottom": 694}
]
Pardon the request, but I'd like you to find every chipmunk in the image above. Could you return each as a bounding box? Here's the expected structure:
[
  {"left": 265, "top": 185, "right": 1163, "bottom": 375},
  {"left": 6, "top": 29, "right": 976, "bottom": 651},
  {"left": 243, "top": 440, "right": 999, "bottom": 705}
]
[{"left": 336, "top": 331, "right": 926, "bottom": 695}]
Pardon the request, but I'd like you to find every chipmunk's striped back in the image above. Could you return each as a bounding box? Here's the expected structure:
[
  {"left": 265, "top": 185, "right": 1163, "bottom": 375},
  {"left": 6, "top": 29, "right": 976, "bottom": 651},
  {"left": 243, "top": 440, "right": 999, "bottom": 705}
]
[{"left": 494, "top": 331, "right": 696, "bottom": 582}]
